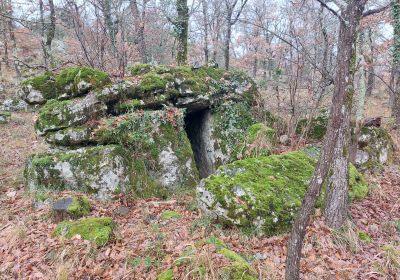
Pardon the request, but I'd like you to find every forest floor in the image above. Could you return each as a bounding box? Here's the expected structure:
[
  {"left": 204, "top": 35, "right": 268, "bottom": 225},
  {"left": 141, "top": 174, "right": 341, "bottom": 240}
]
[{"left": 0, "top": 112, "right": 399, "bottom": 280}]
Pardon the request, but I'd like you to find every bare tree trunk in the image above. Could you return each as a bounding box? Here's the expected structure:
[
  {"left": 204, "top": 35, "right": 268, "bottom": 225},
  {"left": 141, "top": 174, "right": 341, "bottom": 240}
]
[
  {"left": 285, "top": 1, "right": 367, "bottom": 279},
  {"left": 201, "top": 0, "right": 209, "bottom": 63},
  {"left": 224, "top": 19, "right": 232, "bottom": 70},
  {"left": 366, "top": 28, "right": 375, "bottom": 96},
  {"left": 6, "top": 0, "right": 20, "bottom": 77},
  {"left": 130, "top": 0, "right": 148, "bottom": 63},
  {"left": 46, "top": 0, "right": 56, "bottom": 67},
  {"left": 176, "top": 0, "right": 188, "bottom": 65}
]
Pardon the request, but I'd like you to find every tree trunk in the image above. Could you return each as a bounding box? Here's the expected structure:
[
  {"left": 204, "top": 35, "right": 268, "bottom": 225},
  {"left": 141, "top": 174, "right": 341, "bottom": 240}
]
[
  {"left": 176, "top": 0, "right": 188, "bottom": 66},
  {"left": 46, "top": 0, "right": 56, "bottom": 67},
  {"left": 224, "top": 18, "right": 232, "bottom": 70},
  {"left": 130, "top": 0, "right": 148, "bottom": 63},
  {"left": 201, "top": 0, "right": 209, "bottom": 64},
  {"left": 285, "top": 1, "right": 367, "bottom": 279},
  {"left": 366, "top": 29, "right": 375, "bottom": 97},
  {"left": 392, "top": 0, "right": 400, "bottom": 127}
]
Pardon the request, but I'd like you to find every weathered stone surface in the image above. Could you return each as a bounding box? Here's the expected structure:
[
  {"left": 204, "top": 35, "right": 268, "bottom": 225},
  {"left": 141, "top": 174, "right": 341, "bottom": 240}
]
[
  {"left": 92, "top": 109, "right": 198, "bottom": 196},
  {"left": 355, "top": 126, "right": 394, "bottom": 170},
  {"left": 35, "top": 93, "right": 106, "bottom": 135},
  {"left": 25, "top": 145, "right": 132, "bottom": 200},
  {"left": 1, "top": 98, "right": 29, "bottom": 112},
  {"left": 197, "top": 151, "right": 368, "bottom": 236},
  {"left": 18, "top": 73, "right": 56, "bottom": 104},
  {"left": 45, "top": 126, "right": 91, "bottom": 146}
]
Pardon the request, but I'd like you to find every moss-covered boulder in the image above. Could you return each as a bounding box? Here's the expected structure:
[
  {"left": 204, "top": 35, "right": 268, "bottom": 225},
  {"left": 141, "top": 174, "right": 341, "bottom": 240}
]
[
  {"left": 25, "top": 145, "right": 132, "bottom": 199},
  {"left": 19, "top": 73, "right": 57, "bottom": 104},
  {"left": 355, "top": 126, "right": 394, "bottom": 171},
  {"left": 92, "top": 109, "right": 198, "bottom": 196},
  {"left": 53, "top": 217, "right": 114, "bottom": 246},
  {"left": 18, "top": 67, "right": 110, "bottom": 104},
  {"left": 197, "top": 151, "right": 368, "bottom": 236},
  {"left": 296, "top": 110, "right": 329, "bottom": 140},
  {"left": 35, "top": 93, "right": 106, "bottom": 135},
  {"left": 55, "top": 67, "right": 111, "bottom": 99},
  {"left": 0, "top": 111, "right": 11, "bottom": 124}
]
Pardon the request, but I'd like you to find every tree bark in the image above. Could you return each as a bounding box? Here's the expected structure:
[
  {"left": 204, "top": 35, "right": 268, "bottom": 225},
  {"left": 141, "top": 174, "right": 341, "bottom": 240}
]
[
  {"left": 285, "top": 1, "right": 367, "bottom": 279},
  {"left": 201, "top": 0, "right": 209, "bottom": 63},
  {"left": 176, "top": 0, "right": 188, "bottom": 66},
  {"left": 392, "top": 0, "right": 400, "bottom": 127}
]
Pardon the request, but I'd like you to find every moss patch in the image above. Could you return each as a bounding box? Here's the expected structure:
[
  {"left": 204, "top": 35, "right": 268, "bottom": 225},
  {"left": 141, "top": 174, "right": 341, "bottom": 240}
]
[
  {"left": 160, "top": 210, "right": 182, "bottom": 220},
  {"left": 56, "top": 67, "right": 111, "bottom": 96},
  {"left": 53, "top": 217, "right": 114, "bottom": 246},
  {"left": 358, "top": 231, "right": 373, "bottom": 243},
  {"left": 156, "top": 269, "right": 174, "bottom": 280},
  {"left": 66, "top": 196, "right": 91, "bottom": 217},
  {"left": 198, "top": 151, "right": 368, "bottom": 236}
]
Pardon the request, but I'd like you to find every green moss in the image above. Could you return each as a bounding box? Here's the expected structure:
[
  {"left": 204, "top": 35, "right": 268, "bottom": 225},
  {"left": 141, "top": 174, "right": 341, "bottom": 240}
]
[
  {"left": 22, "top": 72, "right": 57, "bottom": 100},
  {"left": 200, "top": 150, "right": 368, "bottom": 236},
  {"left": 138, "top": 73, "right": 167, "bottom": 94},
  {"left": 358, "top": 231, "right": 373, "bottom": 243},
  {"left": 34, "top": 99, "right": 73, "bottom": 133},
  {"left": 160, "top": 210, "right": 182, "bottom": 220},
  {"left": 56, "top": 67, "right": 111, "bottom": 96},
  {"left": 53, "top": 217, "right": 114, "bottom": 246},
  {"left": 130, "top": 64, "right": 154, "bottom": 76},
  {"left": 0, "top": 111, "right": 11, "bottom": 117},
  {"left": 156, "top": 269, "right": 174, "bottom": 280},
  {"left": 34, "top": 191, "right": 50, "bottom": 202},
  {"left": 349, "top": 164, "right": 369, "bottom": 200},
  {"left": 67, "top": 196, "right": 91, "bottom": 217}
]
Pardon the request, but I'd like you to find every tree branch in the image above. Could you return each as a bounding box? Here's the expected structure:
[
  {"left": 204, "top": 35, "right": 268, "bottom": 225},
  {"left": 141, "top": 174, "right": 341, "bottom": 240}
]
[{"left": 315, "top": 0, "right": 345, "bottom": 23}]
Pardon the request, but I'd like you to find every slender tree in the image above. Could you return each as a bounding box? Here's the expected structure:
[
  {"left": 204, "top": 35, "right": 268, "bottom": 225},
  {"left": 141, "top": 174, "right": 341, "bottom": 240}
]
[
  {"left": 392, "top": 0, "right": 400, "bottom": 126},
  {"left": 285, "top": 1, "right": 368, "bottom": 278},
  {"left": 223, "top": 0, "right": 248, "bottom": 70},
  {"left": 176, "top": 0, "right": 188, "bottom": 65}
]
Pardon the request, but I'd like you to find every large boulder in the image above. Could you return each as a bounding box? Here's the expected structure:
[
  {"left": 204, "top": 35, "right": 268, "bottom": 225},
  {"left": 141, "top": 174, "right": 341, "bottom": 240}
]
[
  {"left": 355, "top": 126, "right": 394, "bottom": 170},
  {"left": 197, "top": 151, "right": 368, "bottom": 236},
  {"left": 25, "top": 145, "right": 132, "bottom": 199}
]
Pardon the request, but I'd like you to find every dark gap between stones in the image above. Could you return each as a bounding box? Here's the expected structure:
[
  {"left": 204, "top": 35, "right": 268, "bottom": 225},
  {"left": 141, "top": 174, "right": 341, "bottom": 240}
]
[{"left": 184, "top": 109, "right": 216, "bottom": 179}]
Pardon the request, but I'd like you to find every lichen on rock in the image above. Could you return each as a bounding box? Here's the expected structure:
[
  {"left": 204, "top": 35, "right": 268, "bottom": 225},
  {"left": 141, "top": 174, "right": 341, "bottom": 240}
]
[
  {"left": 25, "top": 145, "right": 132, "bottom": 200},
  {"left": 53, "top": 217, "right": 114, "bottom": 246},
  {"left": 355, "top": 126, "right": 394, "bottom": 171},
  {"left": 35, "top": 93, "right": 106, "bottom": 135},
  {"left": 197, "top": 150, "right": 368, "bottom": 236}
]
